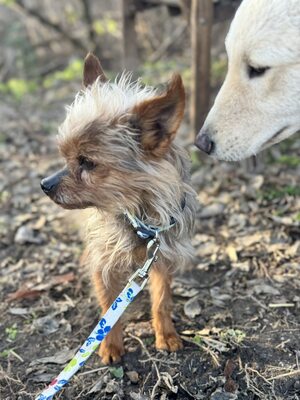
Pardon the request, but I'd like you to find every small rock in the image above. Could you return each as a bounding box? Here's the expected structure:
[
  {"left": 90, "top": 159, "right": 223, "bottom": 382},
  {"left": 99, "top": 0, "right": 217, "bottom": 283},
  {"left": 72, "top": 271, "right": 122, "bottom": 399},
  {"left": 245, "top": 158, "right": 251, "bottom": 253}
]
[
  {"left": 129, "top": 392, "right": 148, "bottom": 400},
  {"left": 105, "top": 380, "right": 120, "bottom": 394},
  {"left": 126, "top": 371, "right": 139, "bottom": 384},
  {"left": 30, "top": 348, "right": 74, "bottom": 366},
  {"left": 14, "top": 225, "right": 44, "bottom": 245}
]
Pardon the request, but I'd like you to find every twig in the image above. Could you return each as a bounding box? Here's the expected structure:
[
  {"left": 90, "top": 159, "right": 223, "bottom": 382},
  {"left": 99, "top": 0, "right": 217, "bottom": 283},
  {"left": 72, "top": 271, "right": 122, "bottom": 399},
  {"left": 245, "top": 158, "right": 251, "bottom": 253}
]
[
  {"left": 245, "top": 366, "right": 272, "bottom": 386},
  {"left": 181, "top": 336, "right": 220, "bottom": 367},
  {"left": 78, "top": 366, "right": 108, "bottom": 376},
  {"left": 268, "top": 303, "right": 295, "bottom": 308},
  {"left": 269, "top": 370, "right": 300, "bottom": 381},
  {"left": 9, "top": 350, "right": 24, "bottom": 363},
  {"left": 128, "top": 333, "right": 162, "bottom": 399},
  {"left": 139, "top": 356, "right": 180, "bottom": 365},
  {"left": 249, "top": 295, "right": 269, "bottom": 311}
]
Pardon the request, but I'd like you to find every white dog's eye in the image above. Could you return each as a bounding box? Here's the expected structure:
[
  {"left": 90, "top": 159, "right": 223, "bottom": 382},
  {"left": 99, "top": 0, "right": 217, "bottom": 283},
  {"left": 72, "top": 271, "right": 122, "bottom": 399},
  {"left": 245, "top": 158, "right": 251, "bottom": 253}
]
[{"left": 248, "top": 65, "right": 270, "bottom": 79}]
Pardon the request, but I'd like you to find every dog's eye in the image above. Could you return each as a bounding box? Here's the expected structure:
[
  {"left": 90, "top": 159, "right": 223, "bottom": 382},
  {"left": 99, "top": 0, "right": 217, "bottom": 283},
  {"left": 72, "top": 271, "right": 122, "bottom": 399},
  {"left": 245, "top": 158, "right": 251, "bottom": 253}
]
[
  {"left": 248, "top": 65, "right": 270, "bottom": 79},
  {"left": 78, "top": 156, "right": 96, "bottom": 171}
]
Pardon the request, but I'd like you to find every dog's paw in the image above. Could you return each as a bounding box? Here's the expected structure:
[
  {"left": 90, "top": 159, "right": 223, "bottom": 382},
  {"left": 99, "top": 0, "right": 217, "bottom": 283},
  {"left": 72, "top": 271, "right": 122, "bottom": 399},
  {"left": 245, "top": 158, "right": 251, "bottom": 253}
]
[
  {"left": 155, "top": 333, "right": 183, "bottom": 352},
  {"left": 99, "top": 341, "right": 125, "bottom": 365}
]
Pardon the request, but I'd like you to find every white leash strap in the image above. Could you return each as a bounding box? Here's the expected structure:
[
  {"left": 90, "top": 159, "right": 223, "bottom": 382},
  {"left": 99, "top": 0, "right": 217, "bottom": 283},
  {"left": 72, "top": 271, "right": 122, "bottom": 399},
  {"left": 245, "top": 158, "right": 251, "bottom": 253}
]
[{"left": 35, "top": 238, "right": 160, "bottom": 400}]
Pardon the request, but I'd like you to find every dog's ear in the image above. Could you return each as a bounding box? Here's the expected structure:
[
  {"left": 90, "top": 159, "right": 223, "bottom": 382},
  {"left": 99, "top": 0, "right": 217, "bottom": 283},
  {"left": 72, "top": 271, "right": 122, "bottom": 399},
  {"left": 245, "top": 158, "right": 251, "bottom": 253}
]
[
  {"left": 131, "top": 74, "right": 185, "bottom": 157},
  {"left": 83, "top": 53, "right": 107, "bottom": 87}
]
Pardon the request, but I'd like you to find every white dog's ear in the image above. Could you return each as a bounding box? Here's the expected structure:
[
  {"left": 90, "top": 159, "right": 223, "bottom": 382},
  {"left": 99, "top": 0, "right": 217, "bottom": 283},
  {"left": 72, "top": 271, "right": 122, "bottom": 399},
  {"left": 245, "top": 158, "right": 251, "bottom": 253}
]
[
  {"left": 132, "top": 74, "right": 185, "bottom": 157},
  {"left": 83, "top": 53, "right": 107, "bottom": 87}
]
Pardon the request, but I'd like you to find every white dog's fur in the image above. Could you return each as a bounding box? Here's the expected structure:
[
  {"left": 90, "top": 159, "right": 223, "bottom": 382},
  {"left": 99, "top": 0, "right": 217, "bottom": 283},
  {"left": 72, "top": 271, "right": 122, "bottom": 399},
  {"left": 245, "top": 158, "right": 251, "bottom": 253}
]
[{"left": 199, "top": 0, "right": 300, "bottom": 161}]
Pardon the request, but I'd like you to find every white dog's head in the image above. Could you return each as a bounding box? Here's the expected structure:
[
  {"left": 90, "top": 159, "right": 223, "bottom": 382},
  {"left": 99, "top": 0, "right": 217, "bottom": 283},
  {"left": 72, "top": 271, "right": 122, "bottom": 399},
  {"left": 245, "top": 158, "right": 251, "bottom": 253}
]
[{"left": 195, "top": 0, "right": 300, "bottom": 161}]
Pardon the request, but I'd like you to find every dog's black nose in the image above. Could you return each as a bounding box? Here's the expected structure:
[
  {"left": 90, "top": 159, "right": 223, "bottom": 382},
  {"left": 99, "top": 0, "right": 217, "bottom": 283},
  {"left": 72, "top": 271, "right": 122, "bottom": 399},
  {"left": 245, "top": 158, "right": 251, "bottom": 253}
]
[
  {"left": 195, "top": 133, "right": 214, "bottom": 155},
  {"left": 40, "top": 177, "right": 56, "bottom": 194},
  {"left": 40, "top": 167, "right": 68, "bottom": 195}
]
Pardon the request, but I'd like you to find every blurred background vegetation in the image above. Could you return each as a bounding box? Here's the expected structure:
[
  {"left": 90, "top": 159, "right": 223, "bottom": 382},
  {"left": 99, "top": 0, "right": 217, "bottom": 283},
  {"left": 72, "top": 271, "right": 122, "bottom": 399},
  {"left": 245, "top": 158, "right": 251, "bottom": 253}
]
[
  {"left": 0, "top": 0, "right": 229, "bottom": 112},
  {"left": 0, "top": 0, "right": 299, "bottom": 171}
]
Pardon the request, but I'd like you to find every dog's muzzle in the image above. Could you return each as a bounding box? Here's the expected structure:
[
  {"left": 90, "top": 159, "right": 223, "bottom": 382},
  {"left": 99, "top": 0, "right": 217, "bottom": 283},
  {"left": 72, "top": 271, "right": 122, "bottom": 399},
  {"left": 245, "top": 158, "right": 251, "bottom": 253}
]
[{"left": 40, "top": 167, "right": 68, "bottom": 195}]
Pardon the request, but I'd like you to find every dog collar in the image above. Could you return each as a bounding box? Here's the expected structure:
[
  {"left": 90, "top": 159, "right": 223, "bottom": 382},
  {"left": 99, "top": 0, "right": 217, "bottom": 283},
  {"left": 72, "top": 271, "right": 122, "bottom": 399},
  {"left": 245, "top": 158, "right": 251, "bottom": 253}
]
[{"left": 124, "top": 196, "right": 186, "bottom": 240}]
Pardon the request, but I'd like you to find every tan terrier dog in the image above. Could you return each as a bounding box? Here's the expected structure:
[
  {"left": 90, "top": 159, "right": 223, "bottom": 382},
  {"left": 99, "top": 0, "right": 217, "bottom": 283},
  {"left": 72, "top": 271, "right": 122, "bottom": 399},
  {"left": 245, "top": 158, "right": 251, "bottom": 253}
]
[{"left": 41, "top": 53, "right": 197, "bottom": 364}]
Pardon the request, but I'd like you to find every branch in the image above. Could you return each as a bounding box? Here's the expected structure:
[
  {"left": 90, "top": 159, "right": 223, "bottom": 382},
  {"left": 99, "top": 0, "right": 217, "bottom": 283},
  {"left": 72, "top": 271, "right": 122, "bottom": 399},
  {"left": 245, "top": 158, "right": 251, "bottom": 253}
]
[{"left": 12, "top": 0, "right": 87, "bottom": 52}]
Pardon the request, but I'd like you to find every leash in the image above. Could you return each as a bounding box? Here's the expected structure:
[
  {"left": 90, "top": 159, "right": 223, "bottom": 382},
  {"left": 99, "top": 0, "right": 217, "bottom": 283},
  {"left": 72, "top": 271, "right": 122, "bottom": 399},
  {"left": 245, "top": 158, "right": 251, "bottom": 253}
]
[{"left": 35, "top": 237, "right": 160, "bottom": 400}]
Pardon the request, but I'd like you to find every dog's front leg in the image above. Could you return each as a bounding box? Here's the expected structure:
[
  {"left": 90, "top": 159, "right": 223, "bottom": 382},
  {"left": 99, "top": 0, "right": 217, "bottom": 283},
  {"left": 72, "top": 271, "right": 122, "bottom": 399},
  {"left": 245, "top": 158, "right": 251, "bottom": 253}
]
[
  {"left": 149, "top": 265, "right": 183, "bottom": 352},
  {"left": 93, "top": 271, "right": 124, "bottom": 364}
]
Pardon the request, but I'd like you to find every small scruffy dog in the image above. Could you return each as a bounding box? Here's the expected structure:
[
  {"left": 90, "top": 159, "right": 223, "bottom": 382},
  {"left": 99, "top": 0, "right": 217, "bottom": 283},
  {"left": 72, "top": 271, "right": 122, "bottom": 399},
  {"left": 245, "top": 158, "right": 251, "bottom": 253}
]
[{"left": 41, "top": 53, "right": 197, "bottom": 364}]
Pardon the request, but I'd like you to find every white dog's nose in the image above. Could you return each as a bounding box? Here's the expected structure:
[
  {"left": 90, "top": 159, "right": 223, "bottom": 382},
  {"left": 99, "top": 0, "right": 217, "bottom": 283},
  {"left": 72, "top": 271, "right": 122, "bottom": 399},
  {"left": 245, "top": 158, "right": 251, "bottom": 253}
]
[{"left": 195, "top": 132, "right": 214, "bottom": 155}]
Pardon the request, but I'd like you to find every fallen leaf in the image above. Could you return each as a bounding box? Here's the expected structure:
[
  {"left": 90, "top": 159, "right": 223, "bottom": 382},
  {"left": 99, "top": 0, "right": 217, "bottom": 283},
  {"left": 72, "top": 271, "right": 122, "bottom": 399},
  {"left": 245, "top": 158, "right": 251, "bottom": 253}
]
[
  {"left": 9, "top": 307, "right": 30, "bottom": 315},
  {"left": 7, "top": 287, "right": 42, "bottom": 302},
  {"left": 184, "top": 296, "right": 202, "bottom": 319},
  {"left": 252, "top": 284, "right": 280, "bottom": 296},
  {"left": 33, "top": 315, "right": 60, "bottom": 335},
  {"left": 14, "top": 225, "right": 45, "bottom": 245},
  {"left": 32, "top": 215, "right": 46, "bottom": 230},
  {"left": 109, "top": 366, "right": 124, "bottom": 379},
  {"left": 226, "top": 246, "right": 238, "bottom": 262},
  {"left": 30, "top": 349, "right": 75, "bottom": 366}
]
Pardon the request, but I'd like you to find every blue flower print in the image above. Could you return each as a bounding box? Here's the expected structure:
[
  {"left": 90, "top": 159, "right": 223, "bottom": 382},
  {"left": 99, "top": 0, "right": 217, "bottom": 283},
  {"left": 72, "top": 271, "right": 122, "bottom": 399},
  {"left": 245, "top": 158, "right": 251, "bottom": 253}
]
[
  {"left": 85, "top": 336, "right": 96, "bottom": 346},
  {"left": 112, "top": 297, "right": 123, "bottom": 310},
  {"left": 126, "top": 288, "right": 135, "bottom": 302},
  {"left": 96, "top": 325, "right": 111, "bottom": 341},
  {"left": 99, "top": 318, "right": 107, "bottom": 328},
  {"left": 58, "top": 380, "right": 68, "bottom": 385}
]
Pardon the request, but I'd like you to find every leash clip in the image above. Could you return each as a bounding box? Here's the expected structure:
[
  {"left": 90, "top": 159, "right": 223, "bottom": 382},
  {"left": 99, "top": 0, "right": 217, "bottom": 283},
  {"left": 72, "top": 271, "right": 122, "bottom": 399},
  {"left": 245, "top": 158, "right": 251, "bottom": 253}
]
[{"left": 128, "top": 236, "right": 160, "bottom": 289}]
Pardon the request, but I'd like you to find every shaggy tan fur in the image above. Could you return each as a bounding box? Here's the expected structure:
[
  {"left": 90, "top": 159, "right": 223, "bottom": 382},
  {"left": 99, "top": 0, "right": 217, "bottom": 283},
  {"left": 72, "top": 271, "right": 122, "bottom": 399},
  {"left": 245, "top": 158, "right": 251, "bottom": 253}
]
[{"left": 41, "top": 53, "right": 197, "bottom": 364}]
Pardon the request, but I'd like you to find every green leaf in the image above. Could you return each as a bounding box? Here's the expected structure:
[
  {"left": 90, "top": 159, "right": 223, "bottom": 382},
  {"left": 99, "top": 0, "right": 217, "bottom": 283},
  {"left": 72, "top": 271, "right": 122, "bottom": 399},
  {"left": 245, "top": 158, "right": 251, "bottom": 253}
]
[
  {"left": 0, "top": 349, "right": 12, "bottom": 358},
  {"left": 193, "top": 335, "right": 203, "bottom": 345},
  {"left": 109, "top": 366, "right": 124, "bottom": 379},
  {"left": 5, "top": 325, "right": 18, "bottom": 340}
]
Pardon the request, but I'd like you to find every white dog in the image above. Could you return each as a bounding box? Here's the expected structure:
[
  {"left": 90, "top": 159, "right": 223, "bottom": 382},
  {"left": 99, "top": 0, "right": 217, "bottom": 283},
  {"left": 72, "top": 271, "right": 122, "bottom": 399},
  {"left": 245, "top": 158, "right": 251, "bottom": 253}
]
[{"left": 195, "top": 0, "right": 300, "bottom": 161}]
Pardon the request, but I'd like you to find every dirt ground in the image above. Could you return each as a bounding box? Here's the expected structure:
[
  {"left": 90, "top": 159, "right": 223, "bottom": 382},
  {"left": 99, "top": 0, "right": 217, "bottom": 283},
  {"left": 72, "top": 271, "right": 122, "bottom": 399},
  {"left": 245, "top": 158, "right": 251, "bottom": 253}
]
[{"left": 0, "top": 82, "right": 300, "bottom": 400}]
